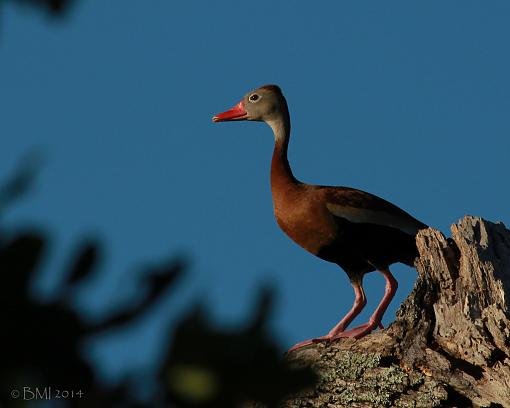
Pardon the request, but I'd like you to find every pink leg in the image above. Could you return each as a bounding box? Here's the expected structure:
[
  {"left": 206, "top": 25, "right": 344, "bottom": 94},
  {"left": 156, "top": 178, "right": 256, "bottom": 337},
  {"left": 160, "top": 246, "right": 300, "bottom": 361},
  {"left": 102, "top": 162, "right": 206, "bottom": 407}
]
[
  {"left": 335, "top": 267, "right": 398, "bottom": 339},
  {"left": 322, "top": 281, "right": 367, "bottom": 337},
  {"left": 287, "top": 281, "right": 367, "bottom": 353}
]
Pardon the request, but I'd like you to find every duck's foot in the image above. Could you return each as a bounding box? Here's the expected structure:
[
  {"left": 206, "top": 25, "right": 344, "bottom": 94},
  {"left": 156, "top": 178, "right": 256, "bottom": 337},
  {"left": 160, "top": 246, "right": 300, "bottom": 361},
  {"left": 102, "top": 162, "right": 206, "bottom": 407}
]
[
  {"left": 287, "top": 322, "right": 385, "bottom": 353},
  {"left": 333, "top": 322, "right": 378, "bottom": 339},
  {"left": 286, "top": 335, "right": 333, "bottom": 353}
]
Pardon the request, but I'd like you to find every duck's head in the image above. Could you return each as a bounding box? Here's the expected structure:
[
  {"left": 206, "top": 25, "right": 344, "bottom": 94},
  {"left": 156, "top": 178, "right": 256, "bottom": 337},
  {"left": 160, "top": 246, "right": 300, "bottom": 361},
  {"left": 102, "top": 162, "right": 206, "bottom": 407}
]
[{"left": 212, "top": 85, "right": 288, "bottom": 124}]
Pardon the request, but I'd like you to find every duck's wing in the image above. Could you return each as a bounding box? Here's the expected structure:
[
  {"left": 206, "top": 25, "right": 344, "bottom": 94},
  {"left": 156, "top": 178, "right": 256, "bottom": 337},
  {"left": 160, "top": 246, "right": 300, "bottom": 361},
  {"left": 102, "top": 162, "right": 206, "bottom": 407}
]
[{"left": 318, "top": 186, "right": 428, "bottom": 236}]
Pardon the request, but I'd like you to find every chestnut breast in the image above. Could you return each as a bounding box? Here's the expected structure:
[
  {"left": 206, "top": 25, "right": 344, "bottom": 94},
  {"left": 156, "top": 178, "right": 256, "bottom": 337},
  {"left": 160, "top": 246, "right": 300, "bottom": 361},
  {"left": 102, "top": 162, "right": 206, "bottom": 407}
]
[{"left": 272, "top": 185, "right": 338, "bottom": 256}]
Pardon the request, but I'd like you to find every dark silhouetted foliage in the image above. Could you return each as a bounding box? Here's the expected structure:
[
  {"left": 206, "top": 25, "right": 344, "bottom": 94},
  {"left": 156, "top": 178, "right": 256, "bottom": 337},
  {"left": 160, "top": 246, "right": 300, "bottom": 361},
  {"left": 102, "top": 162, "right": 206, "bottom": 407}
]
[
  {"left": 5, "top": 0, "right": 76, "bottom": 17},
  {"left": 164, "top": 290, "right": 316, "bottom": 408},
  {"left": 0, "top": 161, "right": 316, "bottom": 407}
]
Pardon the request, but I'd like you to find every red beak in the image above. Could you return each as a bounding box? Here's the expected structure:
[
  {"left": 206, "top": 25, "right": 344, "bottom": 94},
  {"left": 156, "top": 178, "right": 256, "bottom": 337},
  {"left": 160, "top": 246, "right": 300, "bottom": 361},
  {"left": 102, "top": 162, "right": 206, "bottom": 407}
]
[{"left": 212, "top": 101, "right": 248, "bottom": 122}]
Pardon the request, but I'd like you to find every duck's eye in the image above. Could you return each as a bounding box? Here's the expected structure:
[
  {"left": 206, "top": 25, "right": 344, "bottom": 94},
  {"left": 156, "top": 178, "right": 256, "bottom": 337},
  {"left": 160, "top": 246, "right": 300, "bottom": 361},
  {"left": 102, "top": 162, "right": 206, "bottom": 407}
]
[{"left": 249, "top": 94, "right": 260, "bottom": 102}]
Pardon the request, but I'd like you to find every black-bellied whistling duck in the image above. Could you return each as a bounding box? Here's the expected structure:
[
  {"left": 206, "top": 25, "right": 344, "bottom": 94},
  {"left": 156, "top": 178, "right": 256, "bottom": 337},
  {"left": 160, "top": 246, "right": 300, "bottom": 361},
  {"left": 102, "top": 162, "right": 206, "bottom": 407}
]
[{"left": 212, "top": 85, "right": 427, "bottom": 352}]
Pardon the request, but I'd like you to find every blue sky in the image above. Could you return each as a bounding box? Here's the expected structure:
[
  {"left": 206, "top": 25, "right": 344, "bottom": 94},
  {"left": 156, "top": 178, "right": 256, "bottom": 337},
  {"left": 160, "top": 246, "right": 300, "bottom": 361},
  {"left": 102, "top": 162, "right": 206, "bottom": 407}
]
[{"left": 2, "top": 1, "right": 509, "bottom": 382}]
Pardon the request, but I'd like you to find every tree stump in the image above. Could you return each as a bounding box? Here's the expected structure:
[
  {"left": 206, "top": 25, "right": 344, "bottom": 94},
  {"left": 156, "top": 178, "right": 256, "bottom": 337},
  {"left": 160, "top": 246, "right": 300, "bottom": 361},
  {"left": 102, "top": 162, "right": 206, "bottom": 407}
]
[{"left": 283, "top": 216, "right": 510, "bottom": 407}]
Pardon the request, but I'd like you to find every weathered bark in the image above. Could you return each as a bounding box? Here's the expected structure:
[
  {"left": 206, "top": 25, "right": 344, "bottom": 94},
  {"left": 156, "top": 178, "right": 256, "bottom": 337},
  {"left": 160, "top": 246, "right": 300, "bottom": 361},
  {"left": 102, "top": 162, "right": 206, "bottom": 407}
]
[{"left": 282, "top": 216, "right": 510, "bottom": 407}]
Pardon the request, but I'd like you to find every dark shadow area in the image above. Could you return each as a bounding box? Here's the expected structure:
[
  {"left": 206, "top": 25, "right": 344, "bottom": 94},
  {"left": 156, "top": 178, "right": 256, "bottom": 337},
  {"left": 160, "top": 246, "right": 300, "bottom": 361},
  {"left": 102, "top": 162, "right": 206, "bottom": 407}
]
[
  {"left": 0, "top": 0, "right": 77, "bottom": 35},
  {"left": 164, "top": 289, "right": 316, "bottom": 408},
  {"left": 3, "top": 0, "right": 76, "bottom": 18},
  {"left": 0, "top": 162, "right": 316, "bottom": 407}
]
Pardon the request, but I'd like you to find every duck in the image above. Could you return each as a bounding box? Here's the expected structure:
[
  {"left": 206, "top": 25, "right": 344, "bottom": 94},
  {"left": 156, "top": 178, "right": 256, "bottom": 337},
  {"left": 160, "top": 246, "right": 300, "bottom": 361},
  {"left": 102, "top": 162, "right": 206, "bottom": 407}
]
[{"left": 212, "top": 84, "right": 427, "bottom": 352}]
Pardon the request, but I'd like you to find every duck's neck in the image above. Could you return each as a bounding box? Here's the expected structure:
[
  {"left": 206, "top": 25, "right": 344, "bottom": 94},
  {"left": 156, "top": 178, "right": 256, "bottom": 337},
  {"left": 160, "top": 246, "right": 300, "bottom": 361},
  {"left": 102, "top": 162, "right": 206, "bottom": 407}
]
[{"left": 268, "top": 112, "right": 298, "bottom": 192}]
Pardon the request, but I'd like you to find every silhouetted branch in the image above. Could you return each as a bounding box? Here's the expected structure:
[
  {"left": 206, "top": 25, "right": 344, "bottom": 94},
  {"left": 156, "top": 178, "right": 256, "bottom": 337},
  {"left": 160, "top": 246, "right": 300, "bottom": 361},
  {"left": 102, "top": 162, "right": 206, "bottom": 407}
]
[
  {"left": 65, "top": 241, "right": 100, "bottom": 286},
  {"left": 87, "top": 259, "right": 185, "bottom": 333},
  {"left": 0, "top": 151, "right": 42, "bottom": 215}
]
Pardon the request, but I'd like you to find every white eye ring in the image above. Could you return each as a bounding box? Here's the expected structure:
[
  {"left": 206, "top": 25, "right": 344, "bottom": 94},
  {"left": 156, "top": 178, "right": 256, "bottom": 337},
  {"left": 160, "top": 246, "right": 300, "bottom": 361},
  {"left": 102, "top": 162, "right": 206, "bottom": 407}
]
[{"left": 249, "top": 94, "right": 261, "bottom": 102}]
